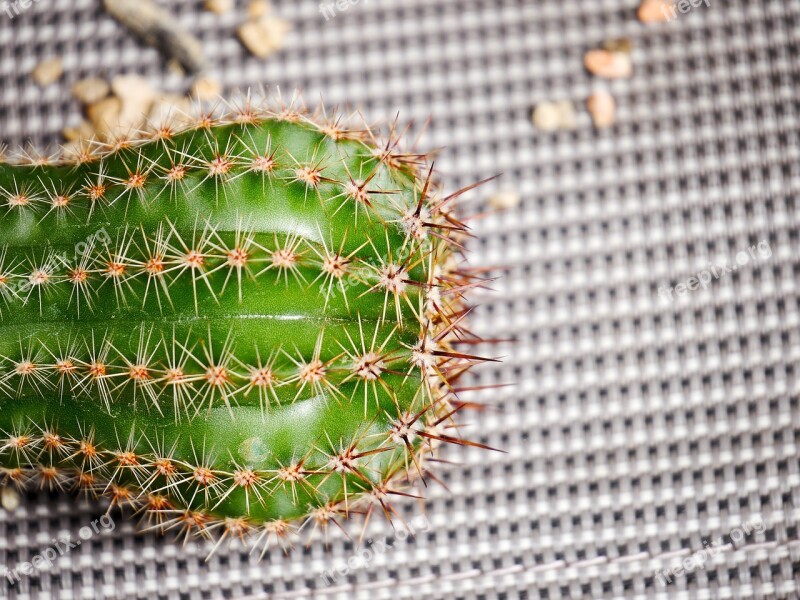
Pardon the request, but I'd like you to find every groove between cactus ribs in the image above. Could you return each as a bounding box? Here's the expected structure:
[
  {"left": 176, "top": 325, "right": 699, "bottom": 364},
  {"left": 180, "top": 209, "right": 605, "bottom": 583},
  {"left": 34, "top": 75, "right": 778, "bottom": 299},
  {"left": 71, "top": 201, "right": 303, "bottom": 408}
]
[{"left": 0, "top": 96, "right": 496, "bottom": 547}]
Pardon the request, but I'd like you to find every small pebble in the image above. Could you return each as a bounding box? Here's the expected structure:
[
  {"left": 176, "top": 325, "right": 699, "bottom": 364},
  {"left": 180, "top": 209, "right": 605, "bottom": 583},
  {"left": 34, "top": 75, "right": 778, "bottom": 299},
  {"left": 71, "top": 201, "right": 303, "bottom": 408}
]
[
  {"left": 238, "top": 15, "right": 290, "bottom": 58},
  {"left": 148, "top": 94, "right": 193, "bottom": 127},
  {"left": 204, "top": 0, "right": 233, "bottom": 14},
  {"left": 584, "top": 49, "right": 633, "bottom": 79},
  {"left": 489, "top": 189, "right": 521, "bottom": 210},
  {"left": 63, "top": 121, "right": 96, "bottom": 142},
  {"left": 532, "top": 102, "right": 562, "bottom": 131},
  {"left": 1, "top": 486, "right": 21, "bottom": 511},
  {"left": 532, "top": 101, "right": 577, "bottom": 131},
  {"left": 110, "top": 74, "right": 153, "bottom": 103},
  {"left": 555, "top": 101, "right": 578, "bottom": 129},
  {"left": 587, "top": 91, "right": 617, "bottom": 129},
  {"left": 87, "top": 96, "right": 123, "bottom": 140},
  {"left": 72, "top": 77, "right": 111, "bottom": 105},
  {"left": 638, "top": 0, "right": 672, "bottom": 23},
  {"left": 192, "top": 76, "right": 223, "bottom": 101},
  {"left": 112, "top": 74, "right": 156, "bottom": 130},
  {"left": 247, "top": 0, "right": 271, "bottom": 18},
  {"left": 31, "top": 58, "right": 63, "bottom": 87},
  {"left": 603, "top": 38, "right": 633, "bottom": 54}
]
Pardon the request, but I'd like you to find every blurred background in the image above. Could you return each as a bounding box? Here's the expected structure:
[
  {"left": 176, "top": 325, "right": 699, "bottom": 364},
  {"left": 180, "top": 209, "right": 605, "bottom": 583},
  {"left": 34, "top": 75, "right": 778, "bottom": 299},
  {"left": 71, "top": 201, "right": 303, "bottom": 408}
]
[{"left": 2, "top": 0, "right": 800, "bottom": 598}]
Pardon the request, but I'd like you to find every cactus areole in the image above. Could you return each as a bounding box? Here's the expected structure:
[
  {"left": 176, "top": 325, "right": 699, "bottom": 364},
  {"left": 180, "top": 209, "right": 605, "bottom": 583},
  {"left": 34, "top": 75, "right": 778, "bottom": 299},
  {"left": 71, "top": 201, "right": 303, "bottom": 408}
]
[{"left": 0, "top": 101, "right": 489, "bottom": 549}]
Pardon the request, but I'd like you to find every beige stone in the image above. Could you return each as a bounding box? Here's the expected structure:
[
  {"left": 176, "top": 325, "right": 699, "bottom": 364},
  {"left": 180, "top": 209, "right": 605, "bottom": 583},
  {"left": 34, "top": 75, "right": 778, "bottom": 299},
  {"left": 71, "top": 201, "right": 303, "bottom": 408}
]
[
  {"left": 87, "top": 96, "right": 123, "bottom": 140},
  {"left": 238, "top": 15, "right": 290, "bottom": 58},
  {"left": 555, "top": 100, "right": 577, "bottom": 129},
  {"left": 31, "top": 58, "right": 63, "bottom": 86},
  {"left": 247, "top": 0, "right": 271, "bottom": 18},
  {"left": 111, "top": 74, "right": 154, "bottom": 105},
  {"left": 533, "top": 101, "right": 577, "bottom": 131},
  {"left": 112, "top": 74, "right": 156, "bottom": 131},
  {"left": 1, "top": 486, "right": 21, "bottom": 511},
  {"left": 148, "top": 94, "right": 193, "bottom": 127},
  {"left": 192, "top": 76, "right": 223, "bottom": 101},
  {"left": 532, "top": 102, "right": 561, "bottom": 131},
  {"left": 204, "top": 0, "right": 233, "bottom": 14},
  {"left": 489, "top": 189, "right": 521, "bottom": 210},
  {"left": 63, "top": 121, "right": 96, "bottom": 142},
  {"left": 72, "top": 77, "right": 111, "bottom": 105}
]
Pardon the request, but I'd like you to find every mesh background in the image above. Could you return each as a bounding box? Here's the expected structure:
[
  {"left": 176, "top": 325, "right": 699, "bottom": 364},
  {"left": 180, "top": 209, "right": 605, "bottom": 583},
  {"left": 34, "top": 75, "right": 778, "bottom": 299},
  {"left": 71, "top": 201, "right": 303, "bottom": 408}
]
[{"left": 1, "top": 0, "right": 800, "bottom": 598}]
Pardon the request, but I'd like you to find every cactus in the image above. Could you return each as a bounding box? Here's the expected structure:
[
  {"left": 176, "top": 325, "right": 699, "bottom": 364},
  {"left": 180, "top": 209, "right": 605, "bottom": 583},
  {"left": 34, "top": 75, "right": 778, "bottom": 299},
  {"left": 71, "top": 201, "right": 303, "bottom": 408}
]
[{"left": 0, "top": 97, "right": 491, "bottom": 550}]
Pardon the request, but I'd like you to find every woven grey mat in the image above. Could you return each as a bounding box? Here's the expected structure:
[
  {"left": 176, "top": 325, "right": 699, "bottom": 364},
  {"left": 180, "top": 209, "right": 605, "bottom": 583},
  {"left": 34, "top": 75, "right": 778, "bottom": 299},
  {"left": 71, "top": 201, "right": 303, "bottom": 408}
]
[{"left": 2, "top": 0, "right": 800, "bottom": 598}]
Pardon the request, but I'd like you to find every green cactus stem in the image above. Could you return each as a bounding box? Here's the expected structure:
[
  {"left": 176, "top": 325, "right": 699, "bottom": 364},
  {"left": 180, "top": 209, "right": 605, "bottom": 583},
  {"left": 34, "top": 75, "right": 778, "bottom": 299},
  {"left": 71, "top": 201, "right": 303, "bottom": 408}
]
[{"left": 0, "top": 98, "right": 491, "bottom": 550}]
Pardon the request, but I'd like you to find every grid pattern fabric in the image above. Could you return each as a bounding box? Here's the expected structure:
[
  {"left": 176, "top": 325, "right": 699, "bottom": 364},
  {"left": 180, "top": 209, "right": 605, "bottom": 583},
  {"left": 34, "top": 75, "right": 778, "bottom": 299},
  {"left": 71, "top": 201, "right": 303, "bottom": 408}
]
[{"left": 1, "top": 0, "right": 800, "bottom": 598}]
